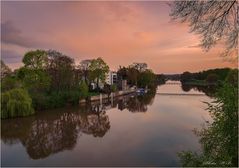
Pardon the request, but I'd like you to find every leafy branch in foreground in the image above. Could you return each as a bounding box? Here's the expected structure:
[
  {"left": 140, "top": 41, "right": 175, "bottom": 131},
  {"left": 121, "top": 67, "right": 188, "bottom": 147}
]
[{"left": 178, "top": 70, "right": 238, "bottom": 167}]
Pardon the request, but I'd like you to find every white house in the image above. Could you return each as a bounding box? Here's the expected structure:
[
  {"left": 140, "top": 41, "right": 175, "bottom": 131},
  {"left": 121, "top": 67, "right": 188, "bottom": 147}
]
[
  {"left": 89, "top": 71, "right": 117, "bottom": 90},
  {"left": 106, "top": 71, "right": 117, "bottom": 85}
]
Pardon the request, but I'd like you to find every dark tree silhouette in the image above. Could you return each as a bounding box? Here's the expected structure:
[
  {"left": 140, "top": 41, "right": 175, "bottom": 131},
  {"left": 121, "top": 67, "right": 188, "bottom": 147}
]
[
  {"left": 206, "top": 73, "right": 219, "bottom": 84},
  {"left": 78, "top": 59, "right": 93, "bottom": 84},
  {"left": 180, "top": 71, "right": 192, "bottom": 82},
  {"left": 170, "top": 1, "right": 238, "bottom": 61},
  {"left": 1, "top": 60, "right": 11, "bottom": 78}
]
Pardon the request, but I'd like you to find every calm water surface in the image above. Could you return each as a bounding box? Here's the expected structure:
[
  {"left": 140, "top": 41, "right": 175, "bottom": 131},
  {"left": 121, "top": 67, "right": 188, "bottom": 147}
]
[{"left": 1, "top": 81, "right": 212, "bottom": 166}]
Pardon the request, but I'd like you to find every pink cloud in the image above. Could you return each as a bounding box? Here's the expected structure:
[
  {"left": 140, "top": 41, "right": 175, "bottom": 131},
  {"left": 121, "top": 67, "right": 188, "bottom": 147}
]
[{"left": 1, "top": 1, "right": 235, "bottom": 73}]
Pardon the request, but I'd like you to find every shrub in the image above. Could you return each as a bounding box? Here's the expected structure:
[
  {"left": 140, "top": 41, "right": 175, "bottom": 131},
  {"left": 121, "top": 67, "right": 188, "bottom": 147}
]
[
  {"left": 1, "top": 88, "right": 34, "bottom": 119},
  {"left": 79, "top": 81, "right": 89, "bottom": 99},
  {"left": 111, "top": 84, "right": 117, "bottom": 92},
  {"left": 178, "top": 82, "right": 238, "bottom": 167}
]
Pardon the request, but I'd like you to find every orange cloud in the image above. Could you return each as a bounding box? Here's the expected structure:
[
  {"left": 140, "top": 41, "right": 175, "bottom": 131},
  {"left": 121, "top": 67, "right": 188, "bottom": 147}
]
[{"left": 1, "top": 1, "right": 236, "bottom": 73}]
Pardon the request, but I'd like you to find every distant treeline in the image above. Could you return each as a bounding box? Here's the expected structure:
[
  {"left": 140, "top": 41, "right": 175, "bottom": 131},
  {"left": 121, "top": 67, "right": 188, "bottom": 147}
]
[
  {"left": 156, "top": 74, "right": 181, "bottom": 84},
  {"left": 180, "top": 68, "right": 234, "bottom": 84},
  {"left": 156, "top": 68, "right": 237, "bottom": 86}
]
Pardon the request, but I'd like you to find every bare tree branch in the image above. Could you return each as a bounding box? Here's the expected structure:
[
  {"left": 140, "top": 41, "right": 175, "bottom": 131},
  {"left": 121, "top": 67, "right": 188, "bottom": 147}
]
[{"left": 170, "top": 0, "right": 238, "bottom": 61}]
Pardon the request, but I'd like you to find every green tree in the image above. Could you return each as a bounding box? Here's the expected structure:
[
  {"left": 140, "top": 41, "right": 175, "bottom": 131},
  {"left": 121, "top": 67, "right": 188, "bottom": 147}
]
[
  {"left": 23, "top": 50, "right": 48, "bottom": 69},
  {"left": 17, "top": 67, "right": 50, "bottom": 91},
  {"left": 1, "top": 76, "right": 22, "bottom": 92},
  {"left": 130, "top": 63, "right": 147, "bottom": 72},
  {"left": 47, "top": 50, "right": 75, "bottom": 91},
  {"left": 138, "top": 69, "right": 156, "bottom": 89},
  {"left": 19, "top": 50, "right": 51, "bottom": 92},
  {"left": 19, "top": 49, "right": 84, "bottom": 109},
  {"left": 178, "top": 81, "right": 238, "bottom": 167},
  {"left": 126, "top": 67, "right": 139, "bottom": 86},
  {"left": 89, "top": 57, "right": 109, "bottom": 90},
  {"left": 78, "top": 59, "right": 93, "bottom": 85},
  {"left": 11, "top": 50, "right": 51, "bottom": 110},
  {"left": 1, "top": 88, "right": 35, "bottom": 119}
]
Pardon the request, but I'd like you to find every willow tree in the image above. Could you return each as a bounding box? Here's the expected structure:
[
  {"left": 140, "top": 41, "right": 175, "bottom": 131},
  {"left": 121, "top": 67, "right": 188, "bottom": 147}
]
[
  {"left": 1, "top": 88, "right": 34, "bottom": 119},
  {"left": 170, "top": 1, "right": 238, "bottom": 61}
]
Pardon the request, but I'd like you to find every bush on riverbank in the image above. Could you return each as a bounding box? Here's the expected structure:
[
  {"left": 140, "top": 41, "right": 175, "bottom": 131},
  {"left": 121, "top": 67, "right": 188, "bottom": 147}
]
[
  {"left": 30, "top": 90, "right": 83, "bottom": 110},
  {"left": 79, "top": 81, "right": 89, "bottom": 99},
  {"left": 1, "top": 88, "right": 35, "bottom": 119},
  {"left": 178, "top": 70, "right": 238, "bottom": 167}
]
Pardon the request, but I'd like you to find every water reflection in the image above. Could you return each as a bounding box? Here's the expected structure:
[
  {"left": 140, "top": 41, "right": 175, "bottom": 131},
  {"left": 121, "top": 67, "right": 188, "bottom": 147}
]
[
  {"left": 1, "top": 90, "right": 156, "bottom": 160},
  {"left": 181, "top": 83, "right": 217, "bottom": 96},
  {"left": 1, "top": 107, "right": 110, "bottom": 159},
  {"left": 119, "top": 88, "right": 156, "bottom": 112}
]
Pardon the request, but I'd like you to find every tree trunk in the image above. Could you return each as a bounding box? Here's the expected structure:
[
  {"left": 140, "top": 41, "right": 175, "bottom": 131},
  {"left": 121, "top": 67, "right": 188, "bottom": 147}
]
[{"left": 97, "top": 78, "right": 99, "bottom": 92}]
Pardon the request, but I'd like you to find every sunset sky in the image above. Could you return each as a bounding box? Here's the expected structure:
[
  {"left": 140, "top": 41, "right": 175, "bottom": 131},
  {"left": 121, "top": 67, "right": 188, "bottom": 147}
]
[{"left": 1, "top": 1, "right": 235, "bottom": 74}]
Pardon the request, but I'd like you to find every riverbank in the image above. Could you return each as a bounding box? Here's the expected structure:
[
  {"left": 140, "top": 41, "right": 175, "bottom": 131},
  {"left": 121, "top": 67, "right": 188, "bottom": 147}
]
[
  {"left": 79, "top": 88, "right": 137, "bottom": 104},
  {"left": 1, "top": 80, "right": 213, "bottom": 167}
]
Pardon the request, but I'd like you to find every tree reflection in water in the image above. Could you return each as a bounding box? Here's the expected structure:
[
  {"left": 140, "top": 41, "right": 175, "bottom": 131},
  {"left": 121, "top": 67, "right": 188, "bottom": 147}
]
[
  {"left": 124, "top": 89, "right": 156, "bottom": 113},
  {"left": 181, "top": 84, "right": 217, "bottom": 97},
  {"left": 1, "top": 105, "right": 110, "bottom": 159},
  {"left": 1, "top": 90, "right": 156, "bottom": 160}
]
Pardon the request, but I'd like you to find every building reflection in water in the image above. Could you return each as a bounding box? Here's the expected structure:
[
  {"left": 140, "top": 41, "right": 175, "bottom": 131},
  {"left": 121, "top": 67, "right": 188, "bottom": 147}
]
[{"left": 1, "top": 90, "right": 156, "bottom": 160}]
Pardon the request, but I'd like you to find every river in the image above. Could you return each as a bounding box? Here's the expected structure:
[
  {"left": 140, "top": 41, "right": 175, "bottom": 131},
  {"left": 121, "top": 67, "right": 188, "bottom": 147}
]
[{"left": 1, "top": 81, "right": 212, "bottom": 166}]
